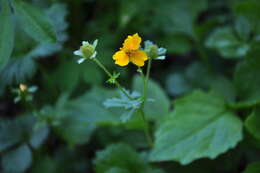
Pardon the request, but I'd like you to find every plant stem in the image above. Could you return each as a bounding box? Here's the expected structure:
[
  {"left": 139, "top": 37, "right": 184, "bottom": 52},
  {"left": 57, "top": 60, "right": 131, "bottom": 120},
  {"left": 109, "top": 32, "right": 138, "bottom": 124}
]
[
  {"left": 144, "top": 58, "right": 152, "bottom": 101},
  {"left": 93, "top": 58, "right": 133, "bottom": 100},
  {"left": 138, "top": 58, "right": 154, "bottom": 147},
  {"left": 139, "top": 109, "right": 153, "bottom": 147}
]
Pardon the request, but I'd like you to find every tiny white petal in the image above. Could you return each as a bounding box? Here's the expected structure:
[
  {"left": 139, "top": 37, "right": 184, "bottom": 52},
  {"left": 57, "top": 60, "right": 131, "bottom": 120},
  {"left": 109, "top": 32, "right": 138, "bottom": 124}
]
[
  {"left": 82, "top": 41, "right": 89, "bottom": 46},
  {"left": 77, "top": 58, "right": 85, "bottom": 64},
  {"left": 90, "top": 51, "right": 97, "bottom": 59},
  {"left": 74, "top": 50, "right": 83, "bottom": 56},
  {"left": 156, "top": 56, "right": 165, "bottom": 60},
  {"left": 158, "top": 48, "right": 166, "bottom": 54},
  {"left": 93, "top": 39, "right": 98, "bottom": 48}
]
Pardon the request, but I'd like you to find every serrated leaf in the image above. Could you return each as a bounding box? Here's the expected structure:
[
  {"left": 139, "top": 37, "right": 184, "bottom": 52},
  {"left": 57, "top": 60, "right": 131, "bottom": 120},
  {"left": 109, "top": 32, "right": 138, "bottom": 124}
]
[
  {"left": 132, "top": 76, "right": 170, "bottom": 121},
  {"left": 206, "top": 27, "right": 250, "bottom": 58},
  {"left": 52, "top": 88, "right": 145, "bottom": 145},
  {"left": 13, "top": 0, "right": 56, "bottom": 43},
  {"left": 104, "top": 90, "right": 141, "bottom": 122},
  {"left": 2, "top": 144, "right": 32, "bottom": 173},
  {"left": 0, "top": 0, "right": 14, "bottom": 70},
  {"left": 150, "top": 90, "right": 243, "bottom": 165}
]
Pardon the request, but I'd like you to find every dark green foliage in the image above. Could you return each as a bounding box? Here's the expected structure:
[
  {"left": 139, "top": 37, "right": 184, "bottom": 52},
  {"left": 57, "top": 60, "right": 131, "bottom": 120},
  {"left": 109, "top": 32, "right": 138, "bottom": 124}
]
[{"left": 1, "top": 0, "right": 260, "bottom": 173}]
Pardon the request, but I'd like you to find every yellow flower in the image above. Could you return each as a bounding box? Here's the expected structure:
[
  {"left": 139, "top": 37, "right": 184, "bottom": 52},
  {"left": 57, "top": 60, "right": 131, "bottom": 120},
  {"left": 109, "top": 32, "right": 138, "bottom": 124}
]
[{"left": 113, "top": 33, "right": 148, "bottom": 67}]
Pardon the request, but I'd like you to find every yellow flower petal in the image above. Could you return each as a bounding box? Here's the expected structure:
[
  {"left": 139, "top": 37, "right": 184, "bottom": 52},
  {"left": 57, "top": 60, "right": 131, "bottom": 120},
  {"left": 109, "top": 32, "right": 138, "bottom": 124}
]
[
  {"left": 122, "top": 33, "right": 141, "bottom": 51},
  {"left": 112, "top": 50, "right": 129, "bottom": 66},
  {"left": 130, "top": 50, "right": 148, "bottom": 67}
]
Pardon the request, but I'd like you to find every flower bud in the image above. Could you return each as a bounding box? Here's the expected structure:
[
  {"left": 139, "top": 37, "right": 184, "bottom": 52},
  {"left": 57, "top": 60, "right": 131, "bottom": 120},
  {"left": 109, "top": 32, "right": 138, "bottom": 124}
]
[
  {"left": 74, "top": 39, "right": 98, "bottom": 64},
  {"left": 144, "top": 40, "right": 166, "bottom": 60}
]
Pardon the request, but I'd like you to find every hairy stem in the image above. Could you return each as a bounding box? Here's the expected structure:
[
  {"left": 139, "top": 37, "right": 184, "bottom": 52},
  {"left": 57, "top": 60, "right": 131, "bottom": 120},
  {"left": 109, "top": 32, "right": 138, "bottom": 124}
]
[{"left": 93, "top": 58, "right": 132, "bottom": 100}]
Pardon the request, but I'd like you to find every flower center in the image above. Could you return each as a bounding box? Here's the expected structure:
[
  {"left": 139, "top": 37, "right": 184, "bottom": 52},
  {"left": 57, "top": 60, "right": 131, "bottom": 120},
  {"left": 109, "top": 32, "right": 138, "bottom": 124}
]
[{"left": 125, "top": 50, "right": 136, "bottom": 57}]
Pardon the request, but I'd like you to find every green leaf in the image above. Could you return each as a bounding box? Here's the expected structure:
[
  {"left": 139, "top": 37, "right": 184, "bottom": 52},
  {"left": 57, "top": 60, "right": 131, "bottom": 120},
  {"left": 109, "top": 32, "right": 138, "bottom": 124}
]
[
  {"left": 245, "top": 108, "right": 260, "bottom": 140},
  {"left": 13, "top": 0, "right": 56, "bottom": 43},
  {"left": 0, "top": 0, "right": 14, "bottom": 70},
  {"left": 29, "top": 125, "right": 49, "bottom": 149},
  {"left": 234, "top": 54, "right": 260, "bottom": 107},
  {"left": 2, "top": 144, "right": 32, "bottom": 173},
  {"left": 104, "top": 90, "right": 142, "bottom": 123},
  {"left": 0, "top": 56, "right": 36, "bottom": 85},
  {"left": 150, "top": 90, "right": 243, "bottom": 165},
  {"left": 94, "top": 143, "right": 163, "bottom": 173},
  {"left": 132, "top": 76, "right": 170, "bottom": 121},
  {"left": 52, "top": 87, "right": 145, "bottom": 145},
  {"left": 235, "top": 16, "right": 251, "bottom": 42},
  {"left": 154, "top": 0, "right": 207, "bottom": 38},
  {"left": 205, "top": 27, "right": 250, "bottom": 58},
  {"left": 53, "top": 60, "right": 80, "bottom": 91},
  {"left": 0, "top": 120, "right": 21, "bottom": 151},
  {"left": 166, "top": 62, "right": 214, "bottom": 96},
  {"left": 80, "top": 61, "right": 103, "bottom": 85},
  {"left": 243, "top": 162, "right": 260, "bottom": 173},
  {"left": 233, "top": 0, "right": 260, "bottom": 32}
]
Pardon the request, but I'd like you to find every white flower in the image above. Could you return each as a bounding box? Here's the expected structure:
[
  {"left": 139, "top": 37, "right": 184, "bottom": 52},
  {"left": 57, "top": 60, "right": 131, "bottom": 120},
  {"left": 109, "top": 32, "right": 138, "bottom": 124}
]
[{"left": 74, "top": 39, "right": 98, "bottom": 64}]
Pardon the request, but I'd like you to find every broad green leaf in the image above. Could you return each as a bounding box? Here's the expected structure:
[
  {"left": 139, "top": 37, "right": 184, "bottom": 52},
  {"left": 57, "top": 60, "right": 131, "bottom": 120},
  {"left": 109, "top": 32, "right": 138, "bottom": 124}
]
[
  {"left": 132, "top": 75, "right": 170, "bottom": 121},
  {"left": 205, "top": 27, "right": 250, "bottom": 58},
  {"left": 2, "top": 144, "right": 32, "bottom": 173},
  {"left": 150, "top": 90, "right": 243, "bottom": 165},
  {"left": 209, "top": 76, "right": 236, "bottom": 104},
  {"left": 13, "top": 0, "right": 56, "bottom": 42},
  {"left": 234, "top": 54, "right": 260, "bottom": 107},
  {"left": 52, "top": 87, "right": 145, "bottom": 145},
  {"left": 0, "top": 0, "right": 14, "bottom": 70},
  {"left": 245, "top": 109, "right": 260, "bottom": 140},
  {"left": 94, "top": 143, "right": 163, "bottom": 173},
  {"left": 243, "top": 162, "right": 260, "bottom": 173}
]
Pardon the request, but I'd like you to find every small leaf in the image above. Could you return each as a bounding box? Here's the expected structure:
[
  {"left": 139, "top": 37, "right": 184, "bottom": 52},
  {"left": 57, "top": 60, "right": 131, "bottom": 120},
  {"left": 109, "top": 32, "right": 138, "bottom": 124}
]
[
  {"left": 0, "top": 0, "right": 14, "bottom": 70},
  {"left": 150, "top": 90, "right": 243, "bottom": 165},
  {"left": 2, "top": 144, "right": 32, "bottom": 173},
  {"left": 13, "top": 0, "right": 56, "bottom": 42}
]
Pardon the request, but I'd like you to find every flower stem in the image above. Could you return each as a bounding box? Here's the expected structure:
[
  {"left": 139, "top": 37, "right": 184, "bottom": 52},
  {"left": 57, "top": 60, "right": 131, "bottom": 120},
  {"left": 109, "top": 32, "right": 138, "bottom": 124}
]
[
  {"left": 139, "top": 109, "right": 153, "bottom": 147},
  {"left": 144, "top": 58, "right": 152, "bottom": 101},
  {"left": 93, "top": 58, "right": 133, "bottom": 100},
  {"left": 138, "top": 59, "right": 154, "bottom": 147}
]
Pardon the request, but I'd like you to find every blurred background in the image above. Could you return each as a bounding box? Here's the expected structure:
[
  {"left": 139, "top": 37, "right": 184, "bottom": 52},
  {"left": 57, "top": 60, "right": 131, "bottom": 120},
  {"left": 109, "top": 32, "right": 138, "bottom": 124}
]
[{"left": 1, "top": 0, "right": 259, "bottom": 172}]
